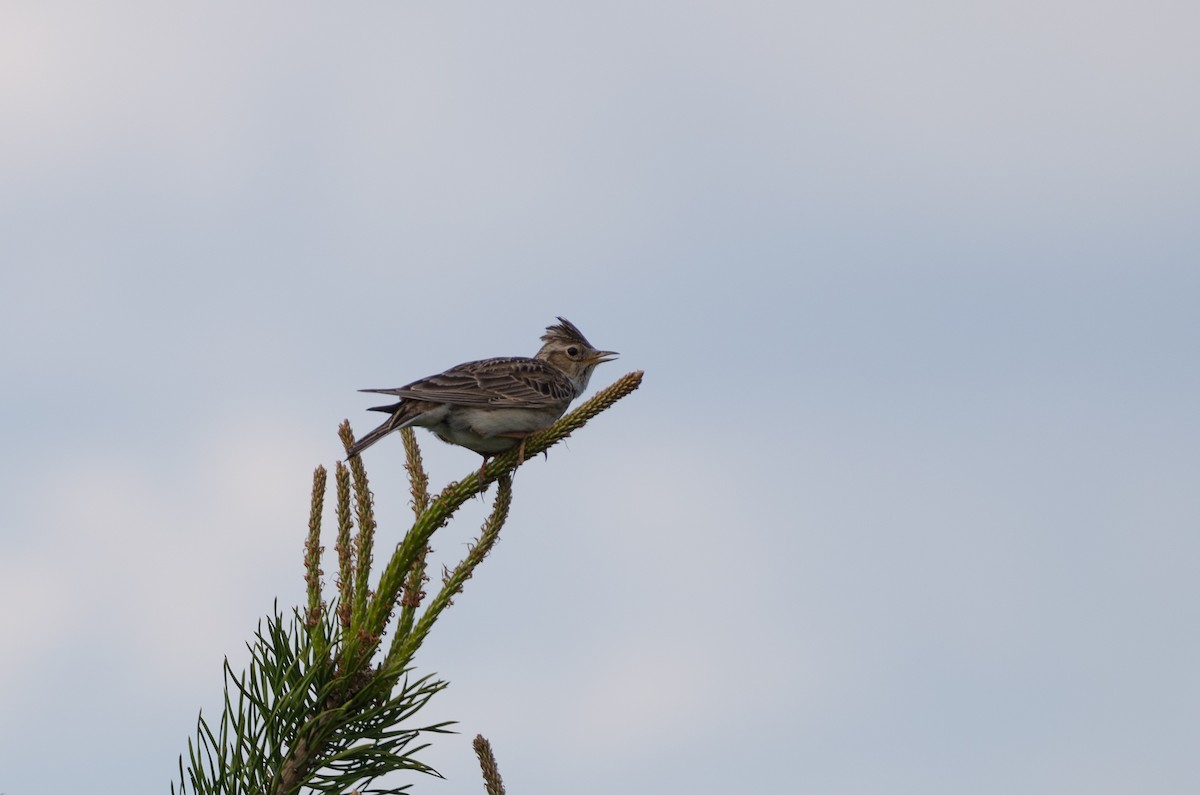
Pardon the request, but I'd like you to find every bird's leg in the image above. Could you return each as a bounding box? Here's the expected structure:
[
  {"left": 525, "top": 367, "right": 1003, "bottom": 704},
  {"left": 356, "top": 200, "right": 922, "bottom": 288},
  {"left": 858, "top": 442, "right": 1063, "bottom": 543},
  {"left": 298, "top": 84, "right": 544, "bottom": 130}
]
[
  {"left": 496, "top": 432, "right": 533, "bottom": 467},
  {"left": 478, "top": 455, "right": 490, "bottom": 492}
]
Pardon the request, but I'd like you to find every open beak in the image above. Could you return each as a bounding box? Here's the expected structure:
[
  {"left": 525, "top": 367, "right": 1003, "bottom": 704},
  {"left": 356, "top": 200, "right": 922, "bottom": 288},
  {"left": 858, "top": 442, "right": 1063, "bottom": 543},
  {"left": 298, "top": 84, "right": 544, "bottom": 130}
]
[{"left": 589, "top": 350, "right": 619, "bottom": 364}]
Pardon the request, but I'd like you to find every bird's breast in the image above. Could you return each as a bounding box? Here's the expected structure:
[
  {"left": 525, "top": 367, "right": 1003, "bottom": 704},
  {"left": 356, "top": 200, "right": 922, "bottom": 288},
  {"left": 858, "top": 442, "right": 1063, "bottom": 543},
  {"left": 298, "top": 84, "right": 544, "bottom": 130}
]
[{"left": 427, "top": 405, "right": 565, "bottom": 454}]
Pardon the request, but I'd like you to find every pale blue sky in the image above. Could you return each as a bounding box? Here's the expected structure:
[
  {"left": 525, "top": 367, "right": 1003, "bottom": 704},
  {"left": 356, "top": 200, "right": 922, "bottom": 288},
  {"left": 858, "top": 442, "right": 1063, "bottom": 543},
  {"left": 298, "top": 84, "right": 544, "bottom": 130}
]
[{"left": 2, "top": 2, "right": 1198, "bottom": 793}]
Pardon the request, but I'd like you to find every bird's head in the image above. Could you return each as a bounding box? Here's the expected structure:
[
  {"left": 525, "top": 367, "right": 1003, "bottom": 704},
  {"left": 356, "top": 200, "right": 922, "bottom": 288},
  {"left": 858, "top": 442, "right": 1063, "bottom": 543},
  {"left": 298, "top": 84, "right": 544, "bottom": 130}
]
[{"left": 535, "top": 317, "right": 618, "bottom": 395}]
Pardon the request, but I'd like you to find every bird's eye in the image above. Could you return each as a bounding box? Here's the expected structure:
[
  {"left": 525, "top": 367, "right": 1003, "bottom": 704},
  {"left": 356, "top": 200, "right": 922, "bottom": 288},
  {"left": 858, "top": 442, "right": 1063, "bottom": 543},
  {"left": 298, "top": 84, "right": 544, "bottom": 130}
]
[{"left": 567, "top": 346, "right": 580, "bottom": 357}]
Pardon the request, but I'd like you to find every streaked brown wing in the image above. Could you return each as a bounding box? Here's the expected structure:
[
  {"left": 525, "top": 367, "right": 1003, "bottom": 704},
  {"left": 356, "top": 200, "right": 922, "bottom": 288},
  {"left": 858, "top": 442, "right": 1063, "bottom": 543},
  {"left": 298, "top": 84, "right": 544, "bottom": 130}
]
[{"left": 360, "top": 357, "right": 573, "bottom": 409}]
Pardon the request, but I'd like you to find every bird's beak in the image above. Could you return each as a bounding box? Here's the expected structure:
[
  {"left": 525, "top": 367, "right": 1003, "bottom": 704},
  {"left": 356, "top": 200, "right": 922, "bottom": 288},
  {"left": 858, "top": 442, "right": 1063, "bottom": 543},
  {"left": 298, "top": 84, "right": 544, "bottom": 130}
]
[{"left": 590, "top": 350, "right": 619, "bottom": 364}]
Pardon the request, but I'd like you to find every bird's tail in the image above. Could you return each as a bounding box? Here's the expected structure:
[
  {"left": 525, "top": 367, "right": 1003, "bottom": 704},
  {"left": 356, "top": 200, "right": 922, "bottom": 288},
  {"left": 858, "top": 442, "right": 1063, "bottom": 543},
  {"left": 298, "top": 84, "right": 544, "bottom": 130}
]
[{"left": 346, "top": 404, "right": 415, "bottom": 458}]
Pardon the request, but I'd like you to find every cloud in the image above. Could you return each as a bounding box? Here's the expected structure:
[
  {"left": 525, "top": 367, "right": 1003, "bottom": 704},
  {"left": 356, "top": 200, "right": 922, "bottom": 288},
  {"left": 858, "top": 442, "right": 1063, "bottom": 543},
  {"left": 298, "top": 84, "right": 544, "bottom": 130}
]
[{"left": 0, "top": 410, "right": 323, "bottom": 701}]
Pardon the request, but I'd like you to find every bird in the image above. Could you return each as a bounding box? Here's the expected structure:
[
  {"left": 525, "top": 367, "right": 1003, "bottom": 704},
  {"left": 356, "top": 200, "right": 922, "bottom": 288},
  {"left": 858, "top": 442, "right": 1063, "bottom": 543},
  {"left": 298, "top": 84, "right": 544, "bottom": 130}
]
[{"left": 346, "top": 317, "right": 617, "bottom": 482}]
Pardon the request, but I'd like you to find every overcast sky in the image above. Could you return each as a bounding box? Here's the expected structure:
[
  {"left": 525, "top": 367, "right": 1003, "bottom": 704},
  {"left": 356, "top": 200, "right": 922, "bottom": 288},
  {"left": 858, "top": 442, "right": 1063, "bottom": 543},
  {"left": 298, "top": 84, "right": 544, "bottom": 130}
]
[{"left": 2, "top": 2, "right": 1198, "bottom": 793}]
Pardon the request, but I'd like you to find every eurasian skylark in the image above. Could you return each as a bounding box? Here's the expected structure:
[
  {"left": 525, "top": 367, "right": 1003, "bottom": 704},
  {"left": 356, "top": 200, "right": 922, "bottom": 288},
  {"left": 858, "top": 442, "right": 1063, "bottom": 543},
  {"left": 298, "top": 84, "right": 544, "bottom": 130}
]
[{"left": 347, "top": 318, "right": 617, "bottom": 479}]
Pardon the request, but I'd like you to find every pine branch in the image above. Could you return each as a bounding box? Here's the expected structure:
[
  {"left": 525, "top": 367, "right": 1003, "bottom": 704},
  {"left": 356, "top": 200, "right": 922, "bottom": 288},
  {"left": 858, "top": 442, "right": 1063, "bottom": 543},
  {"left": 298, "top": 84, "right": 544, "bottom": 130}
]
[
  {"left": 386, "top": 475, "right": 512, "bottom": 671},
  {"left": 397, "top": 427, "right": 431, "bottom": 639},
  {"left": 334, "top": 462, "right": 355, "bottom": 631},
  {"left": 174, "top": 370, "right": 644, "bottom": 795},
  {"left": 304, "top": 466, "right": 328, "bottom": 659},
  {"left": 473, "top": 735, "right": 506, "bottom": 795}
]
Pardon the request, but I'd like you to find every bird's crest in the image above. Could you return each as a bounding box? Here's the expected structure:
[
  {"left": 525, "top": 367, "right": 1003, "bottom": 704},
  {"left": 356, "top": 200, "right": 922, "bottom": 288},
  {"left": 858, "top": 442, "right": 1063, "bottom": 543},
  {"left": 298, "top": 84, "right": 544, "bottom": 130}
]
[{"left": 541, "top": 317, "right": 594, "bottom": 348}]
